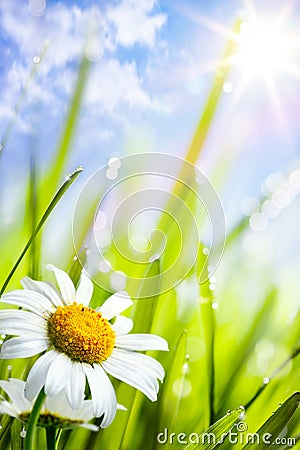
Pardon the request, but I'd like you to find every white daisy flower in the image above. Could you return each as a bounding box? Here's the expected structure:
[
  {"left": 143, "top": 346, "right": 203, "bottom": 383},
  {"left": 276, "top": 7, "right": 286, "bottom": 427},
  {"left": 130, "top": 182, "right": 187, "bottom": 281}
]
[
  {"left": 0, "top": 378, "right": 99, "bottom": 431},
  {"left": 0, "top": 265, "right": 168, "bottom": 427}
]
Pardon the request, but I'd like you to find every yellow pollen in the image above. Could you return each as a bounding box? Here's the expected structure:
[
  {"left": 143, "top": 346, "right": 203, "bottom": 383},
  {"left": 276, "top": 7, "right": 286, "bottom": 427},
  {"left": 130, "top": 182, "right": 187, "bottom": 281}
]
[{"left": 48, "top": 303, "right": 116, "bottom": 364}]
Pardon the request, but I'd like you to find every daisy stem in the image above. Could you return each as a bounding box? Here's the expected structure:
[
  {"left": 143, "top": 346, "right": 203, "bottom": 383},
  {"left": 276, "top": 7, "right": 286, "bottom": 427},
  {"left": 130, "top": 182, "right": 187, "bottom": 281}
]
[
  {"left": 46, "top": 426, "right": 57, "bottom": 450},
  {"left": 25, "top": 389, "right": 46, "bottom": 450}
]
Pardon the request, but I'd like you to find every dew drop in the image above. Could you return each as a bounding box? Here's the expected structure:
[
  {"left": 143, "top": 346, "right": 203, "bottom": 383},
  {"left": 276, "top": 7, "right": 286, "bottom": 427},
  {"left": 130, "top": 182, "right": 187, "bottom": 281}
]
[
  {"left": 20, "top": 429, "right": 27, "bottom": 438},
  {"left": 108, "top": 157, "right": 121, "bottom": 170},
  {"left": 223, "top": 80, "right": 234, "bottom": 93},
  {"left": 33, "top": 55, "right": 40, "bottom": 64},
  {"left": 182, "top": 362, "right": 190, "bottom": 374},
  {"left": 212, "top": 301, "right": 219, "bottom": 310},
  {"left": 263, "top": 377, "right": 270, "bottom": 384},
  {"left": 1, "top": 334, "right": 6, "bottom": 339},
  {"left": 106, "top": 167, "right": 118, "bottom": 180},
  {"left": 278, "top": 403, "right": 282, "bottom": 407},
  {"left": 227, "top": 410, "right": 231, "bottom": 415},
  {"left": 202, "top": 247, "right": 210, "bottom": 255}
]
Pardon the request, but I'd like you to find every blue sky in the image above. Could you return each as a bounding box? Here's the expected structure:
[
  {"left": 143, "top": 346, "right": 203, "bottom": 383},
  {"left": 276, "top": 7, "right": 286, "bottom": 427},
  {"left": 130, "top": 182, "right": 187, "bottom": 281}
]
[{"left": 1, "top": 0, "right": 300, "bottom": 232}]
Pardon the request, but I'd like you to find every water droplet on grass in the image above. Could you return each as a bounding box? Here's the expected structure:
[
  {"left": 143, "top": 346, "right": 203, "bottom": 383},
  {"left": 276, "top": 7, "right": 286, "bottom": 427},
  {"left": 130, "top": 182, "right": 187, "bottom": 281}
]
[
  {"left": 212, "top": 302, "right": 219, "bottom": 310},
  {"left": 263, "top": 377, "right": 270, "bottom": 384},
  {"left": 20, "top": 429, "right": 26, "bottom": 438},
  {"left": 33, "top": 55, "right": 40, "bottom": 64}
]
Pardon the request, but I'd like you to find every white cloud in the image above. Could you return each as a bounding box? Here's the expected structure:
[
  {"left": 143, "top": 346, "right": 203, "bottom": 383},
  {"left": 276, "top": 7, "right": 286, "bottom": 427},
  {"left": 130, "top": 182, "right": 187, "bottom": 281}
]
[
  {"left": 107, "top": 0, "right": 166, "bottom": 48},
  {"left": 85, "top": 59, "right": 153, "bottom": 113},
  {"left": 0, "top": 0, "right": 168, "bottom": 138}
]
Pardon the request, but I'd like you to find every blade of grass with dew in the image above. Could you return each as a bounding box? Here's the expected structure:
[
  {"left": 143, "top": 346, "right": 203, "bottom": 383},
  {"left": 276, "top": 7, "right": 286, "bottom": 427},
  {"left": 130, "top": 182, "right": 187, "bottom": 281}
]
[
  {"left": 10, "top": 419, "right": 24, "bottom": 450},
  {"left": 27, "top": 148, "right": 39, "bottom": 280},
  {"left": 277, "top": 433, "right": 300, "bottom": 450},
  {"left": 243, "top": 345, "right": 300, "bottom": 411},
  {"left": 197, "top": 244, "right": 216, "bottom": 426},
  {"left": 0, "top": 167, "right": 82, "bottom": 295},
  {"left": 41, "top": 57, "right": 89, "bottom": 207},
  {"left": 242, "top": 392, "right": 300, "bottom": 450},
  {"left": 184, "top": 406, "right": 245, "bottom": 450},
  {"left": 154, "top": 18, "right": 242, "bottom": 242},
  {"left": 216, "top": 289, "right": 277, "bottom": 416}
]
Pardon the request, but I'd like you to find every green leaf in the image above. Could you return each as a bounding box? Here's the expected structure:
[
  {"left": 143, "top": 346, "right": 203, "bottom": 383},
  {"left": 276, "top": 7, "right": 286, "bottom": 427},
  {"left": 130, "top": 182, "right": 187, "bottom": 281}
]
[
  {"left": 0, "top": 167, "right": 82, "bottom": 295},
  {"left": 184, "top": 407, "right": 245, "bottom": 450},
  {"left": 242, "top": 392, "right": 300, "bottom": 449}
]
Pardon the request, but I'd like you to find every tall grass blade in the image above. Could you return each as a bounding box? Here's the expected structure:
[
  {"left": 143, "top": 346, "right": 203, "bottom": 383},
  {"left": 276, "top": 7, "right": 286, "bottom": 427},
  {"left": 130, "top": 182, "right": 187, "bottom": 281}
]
[
  {"left": 0, "top": 167, "right": 82, "bottom": 295},
  {"left": 242, "top": 392, "right": 300, "bottom": 449},
  {"left": 184, "top": 407, "right": 245, "bottom": 450}
]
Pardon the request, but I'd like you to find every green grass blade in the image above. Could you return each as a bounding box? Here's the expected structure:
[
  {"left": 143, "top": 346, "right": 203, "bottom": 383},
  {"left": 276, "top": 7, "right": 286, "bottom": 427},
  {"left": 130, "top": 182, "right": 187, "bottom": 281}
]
[
  {"left": 28, "top": 148, "right": 40, "bottom": 279},
  {"left": 242, "top": 392, "right": 300, "bottom": 449},
  {"left": 184, "top": 407, "right": 244, "bottom": 450},
  {"left": 244, "top": 346, "right": 300, "bottom": 410},
  {"left": 43, "top": 56, "right": 89, "bottom": 203},
  {"left": 156, "top": 18, "right": 241, "bottom": 237},
  {"left": 0, "top": 167, "right": 83, "bottom": 294},
  {"left": 216, "top": 289, "right": 277, "bottom": 416}
]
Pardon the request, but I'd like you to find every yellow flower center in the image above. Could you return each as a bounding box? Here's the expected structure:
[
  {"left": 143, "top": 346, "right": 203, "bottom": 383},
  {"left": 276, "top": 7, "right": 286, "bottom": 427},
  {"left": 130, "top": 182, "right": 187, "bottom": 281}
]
[{"left": 48, "top": 304, "right": 116, "bottom": 364}]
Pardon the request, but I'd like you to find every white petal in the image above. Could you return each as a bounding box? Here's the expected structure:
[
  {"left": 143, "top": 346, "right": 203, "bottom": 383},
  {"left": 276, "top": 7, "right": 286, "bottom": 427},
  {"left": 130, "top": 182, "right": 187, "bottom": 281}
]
[
  {"left": 65, "top": 361, "right": 85, "bottom": 410},
  {"left": 83, "top": 363, "right": 117, "bottom": 427},
  {"left": 1, "top": 337, "right": 50, "bottom": 359},
  {"left": 21, "top": 277, "right": 63, "bottom": 308},
  {"left": 47, "top": 264, "right": 75, "bottom": 305},
  {"left": 98, "top": 292, "right": 133, "bottom": 320},
  {"left": 25, "top": 350, "right": 58, "bottom": 400},
  {"left": 0, "top": 400, "right": 19, "bottom": 418},
  {"left": 75, "top": 272, "right": 93, "bottom": 306},
  {"left": 70, "top": 399, "right": 94, "bottom": 421},
  {"left": 45, "top": 391, "right": 69, "bottom": 415},
  {"left": 45, "top": 352, "right": 72, "bottom": 397},
  {"left": 1, "top": 291, "right": 55, "bottom": 316},
  {"left": 111, "top": 316, "right": 133, "bottom": 336},
  {"left": 102, "top": 356, "right": 159, "bottom": 402},
  {"left": 0, "top": 379, "right": 32, "bottom": 412},
  {"left": 115, "top": 334, "right": 168, "bottom": 351},
  {"left": 80, "top": 423, "right": 99, "bottom": 431},
  {"left": 117, "top": 403, "right": 127, "bottom": 411},
  {"left": 0, "top": 309, "right": 46, "bottom": 326},
  {"left": 110, "top": 348, "right": 165, "bottom": 381},
  {"left": 0, "top": 315, "right": 47, "bottom": 337}
]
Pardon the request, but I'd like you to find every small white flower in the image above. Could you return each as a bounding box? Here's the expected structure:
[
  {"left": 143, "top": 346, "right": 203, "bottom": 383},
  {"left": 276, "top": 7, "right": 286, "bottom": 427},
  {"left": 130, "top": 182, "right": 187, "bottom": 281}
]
[
  {"left": 0, "top": 378, "right": 99, "bottom": 431},
  {"left": 0, "top": 265, "right": 168, "bottom": 427}
]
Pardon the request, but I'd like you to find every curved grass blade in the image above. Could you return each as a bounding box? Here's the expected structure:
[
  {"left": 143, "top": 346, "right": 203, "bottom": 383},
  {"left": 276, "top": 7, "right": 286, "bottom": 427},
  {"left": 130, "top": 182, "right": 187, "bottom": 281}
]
[
  {"left": 242, "top": 392, "right": 300, "bottom": 449},
  {"left": 216, "top": 289, "right": 277, "bottom": 416},
  {"left": 0, "top": 167, "right": 83, "bottom": 295},
  {"left": 184, "top": 407, "right": 245, "bottom": 450},
  {"left": 156, "top": 18, "right": 242, "bottom": 237},
  {"left": 244, "top": 346, "right": 300, "bottom": 410}
]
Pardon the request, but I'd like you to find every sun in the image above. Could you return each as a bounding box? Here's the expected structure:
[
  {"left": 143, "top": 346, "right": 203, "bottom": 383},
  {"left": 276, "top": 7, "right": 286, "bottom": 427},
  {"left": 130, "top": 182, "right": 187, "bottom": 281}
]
[{"left": 235, "top": 17, "right": 295, "bottom": 78}]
